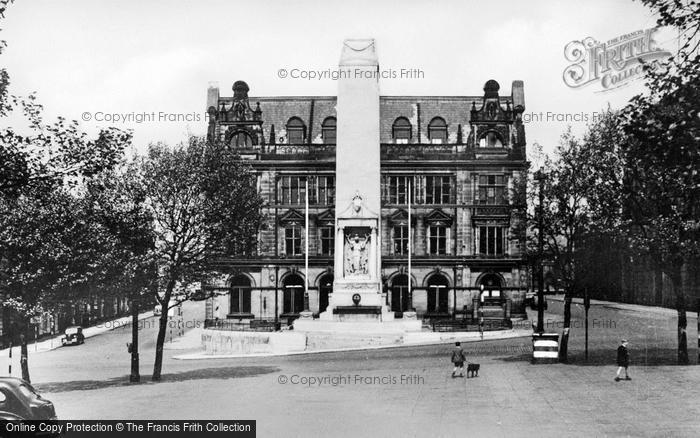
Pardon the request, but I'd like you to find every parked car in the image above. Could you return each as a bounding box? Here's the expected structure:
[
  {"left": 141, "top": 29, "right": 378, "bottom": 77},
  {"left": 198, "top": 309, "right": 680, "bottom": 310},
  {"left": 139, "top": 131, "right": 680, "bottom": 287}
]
[
  {"left": 61, "top": 326, "right": 85, "bottom": 346},
  {"left": 0, "top": 377, "right": 56, "bottom": 420}
]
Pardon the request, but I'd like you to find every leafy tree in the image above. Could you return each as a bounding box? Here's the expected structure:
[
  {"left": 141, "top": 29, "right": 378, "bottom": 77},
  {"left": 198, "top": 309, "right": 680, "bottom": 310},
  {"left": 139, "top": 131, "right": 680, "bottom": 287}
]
[
  {"left": 0, "top": 185, "right": 126, "bottom": 381},
  {"left": 0, "top": 0, "right": 14, "bottom": 116},
  {"left": 610, "top": 0, "right": 700, "bottom": 364},
  {"left": 568, "top": 0, "right": 700, "bottom": 365},
  {"left": 0, "top": 0, "right": 132, "bottom": 381},
  {"left": 517, "top": 123, "right": 619, "bottom": 361},
  {"left": 140, "top": 137, "right": 263, "bottom": 381},
  {"left": 85, "top": 163, "right": 158, "bottom": 381}
]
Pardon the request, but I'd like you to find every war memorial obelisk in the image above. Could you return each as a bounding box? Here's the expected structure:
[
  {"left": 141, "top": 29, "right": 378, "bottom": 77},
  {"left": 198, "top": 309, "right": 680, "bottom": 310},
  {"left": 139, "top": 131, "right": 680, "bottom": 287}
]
[{"left": 295, "top": 39, "right": 420, "bottom": 331}]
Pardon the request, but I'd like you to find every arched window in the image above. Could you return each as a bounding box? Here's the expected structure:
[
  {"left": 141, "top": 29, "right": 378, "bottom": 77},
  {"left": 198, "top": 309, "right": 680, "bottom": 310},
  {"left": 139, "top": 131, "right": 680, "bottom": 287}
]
[
  {"left": 426, "top": 273, "right": 450, "bottom": 314},
  {"left": 428, "top": 117, "right": 447, "bottom": 143},
  {"left": 321, "top": 117, "right": 336, "bottom": 144},
  {"left": 230, "top": 131, "right": 253, "bottom": 148},
  {"left": 392, "top": 117, "right": 412, "bottom": 143},
  {"left": 318, "top": 274, "right": 333, "bottom": 313},
  {"left": 286, "top": 117, "right": 306, "bottom": 144},
  {"left": 283, "top": 274, "right": 305, "bottom": 314},
  {"left": 479, "top": 131, "right": 503, "bottom": 148},
  {"left": 230, "top": 275, "right": 252, "bottom": 314},
  {"left": 478, "top": 273, "right": 503, "bottom": 300}
]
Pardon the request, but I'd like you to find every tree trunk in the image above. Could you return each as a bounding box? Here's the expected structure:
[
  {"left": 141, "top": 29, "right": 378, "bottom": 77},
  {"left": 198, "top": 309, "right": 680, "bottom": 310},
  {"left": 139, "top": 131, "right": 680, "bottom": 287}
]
[
  {"left": 130, "top": 294, "right": 140, "bottom": 383},
  {"left": 669, "top": 266, "right": 689, "bottom": 365},
  {"left": 20, "top": 332, "right": 30, "bottom": 383},
  {"left": 152, "top": 279, "right": 175, "bottom": 381},
  {"left": 559, "top": 292, "right": 573, "bottom": 363}
]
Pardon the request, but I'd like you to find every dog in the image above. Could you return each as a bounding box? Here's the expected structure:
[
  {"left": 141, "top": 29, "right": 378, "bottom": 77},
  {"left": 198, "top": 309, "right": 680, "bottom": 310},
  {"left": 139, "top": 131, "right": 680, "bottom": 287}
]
[{"left": 466, "top": 362, "right": 480, "bottom": 378}]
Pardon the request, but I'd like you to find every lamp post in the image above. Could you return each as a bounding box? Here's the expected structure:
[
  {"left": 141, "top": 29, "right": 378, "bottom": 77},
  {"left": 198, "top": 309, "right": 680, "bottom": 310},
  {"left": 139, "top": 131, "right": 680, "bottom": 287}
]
[
  {"left": 534, "top": 170, "right": 547, "bottom": 334},
  {"left": 129, "top": 290, "right": 140, "bottom": 383}
]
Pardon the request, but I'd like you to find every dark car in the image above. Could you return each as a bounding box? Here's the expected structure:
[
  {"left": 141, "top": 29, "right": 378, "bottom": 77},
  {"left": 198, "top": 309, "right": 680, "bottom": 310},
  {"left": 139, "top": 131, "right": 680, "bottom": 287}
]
[
  {"left": 61, "top": 326, "right": 84, "bottom": 346},
  {"left": 0, "top": 377, "right": 56, "bottom": 420}
]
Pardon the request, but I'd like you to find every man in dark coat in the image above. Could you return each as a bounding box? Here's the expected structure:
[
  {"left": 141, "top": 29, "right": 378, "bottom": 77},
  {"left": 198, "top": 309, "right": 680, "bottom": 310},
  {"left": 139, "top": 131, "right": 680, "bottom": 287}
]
[
  {"left": 451, "top": 342, "right": 467, "bottom": 378},
  {"left": 615, "top": 339, "right": 630, "bottom": 381}
]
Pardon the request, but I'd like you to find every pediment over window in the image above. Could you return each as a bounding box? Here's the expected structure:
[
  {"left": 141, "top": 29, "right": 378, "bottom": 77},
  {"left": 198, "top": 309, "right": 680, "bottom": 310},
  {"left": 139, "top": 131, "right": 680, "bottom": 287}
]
[
  {"left": 424, "top": 209, "right": 453, "bottom": 227},
  {"left": 316, "top": 209, "right": 335, "bottom": 227},
  {"left": 279, "top": 209, "right": 305, "bottom": 226},
  {"left": 388, "top": 209, "right": 417, "bottom": 226}
]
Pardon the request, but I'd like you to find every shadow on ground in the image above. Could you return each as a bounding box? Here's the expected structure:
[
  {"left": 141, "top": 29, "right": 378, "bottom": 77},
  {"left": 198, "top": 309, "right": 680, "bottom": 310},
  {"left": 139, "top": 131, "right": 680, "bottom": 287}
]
[{"left": 34, "top": 366, "right": 280, "bottom": 393}]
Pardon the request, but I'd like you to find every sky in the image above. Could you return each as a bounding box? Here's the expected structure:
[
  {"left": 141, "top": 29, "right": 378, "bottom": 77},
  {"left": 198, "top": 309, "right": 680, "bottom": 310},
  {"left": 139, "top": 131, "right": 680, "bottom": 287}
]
[{"left": 1, "top": 0, "right": 678, "bottom": 158}]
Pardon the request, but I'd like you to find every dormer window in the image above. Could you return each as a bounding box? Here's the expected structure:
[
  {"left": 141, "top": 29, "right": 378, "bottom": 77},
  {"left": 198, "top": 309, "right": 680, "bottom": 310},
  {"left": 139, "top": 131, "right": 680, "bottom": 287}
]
[
  {"left": 392, "top": 117, "right": 412, "bottom": 144},
  {"left": 479, "top": 131, "right": 503, "bottom": 148},
  {"left": 287, "top": 117, "right": 306, "bottom": 144},
  {"left": 321, "top": 117, "right": 336, "bottom": 144},
  {"left": 428, "top": 117, "right": 447, "bottom": 144}
]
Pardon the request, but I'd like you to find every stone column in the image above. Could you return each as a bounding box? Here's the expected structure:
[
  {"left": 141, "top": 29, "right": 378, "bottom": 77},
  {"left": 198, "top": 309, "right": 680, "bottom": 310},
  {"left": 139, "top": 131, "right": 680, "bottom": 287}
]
[
  {"left": 335, "top": 226, "right": 345, "bottom": 278},
  {"left": 369, "top": 226, "right": 377, "bottom": 281}
]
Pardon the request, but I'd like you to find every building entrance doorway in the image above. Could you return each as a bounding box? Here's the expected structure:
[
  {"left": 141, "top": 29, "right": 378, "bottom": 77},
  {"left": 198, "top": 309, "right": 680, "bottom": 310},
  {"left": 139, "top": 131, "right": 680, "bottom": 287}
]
[
  {"left": 391, "top": 274, "right": 411, "bottom": 315},
  {"left": 283, "top": 274, "right": 305, "bottom": 314},
  {"left": 427, "top": 273, "right": 449, "bottom": 314}
]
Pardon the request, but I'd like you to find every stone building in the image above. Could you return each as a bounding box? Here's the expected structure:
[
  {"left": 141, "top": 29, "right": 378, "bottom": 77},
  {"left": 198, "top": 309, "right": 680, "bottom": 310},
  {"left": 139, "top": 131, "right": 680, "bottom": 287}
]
[{"left": 202, "top": 44, "right": 529, "bottom": 328}]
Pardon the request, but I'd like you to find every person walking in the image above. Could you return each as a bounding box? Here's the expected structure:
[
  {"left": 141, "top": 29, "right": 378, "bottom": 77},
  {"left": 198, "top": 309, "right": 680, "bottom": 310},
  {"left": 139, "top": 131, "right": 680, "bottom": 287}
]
[
  {"left": 615, "top": 339, "right": 631, "bottom": 381},
  {"left": 451, "top": 342, "right": 467, "bottom": 378}
]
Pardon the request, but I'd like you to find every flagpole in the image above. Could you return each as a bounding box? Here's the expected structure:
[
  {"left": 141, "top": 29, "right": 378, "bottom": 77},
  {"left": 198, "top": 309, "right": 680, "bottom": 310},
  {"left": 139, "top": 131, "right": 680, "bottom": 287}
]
[
  {"left": 407, "top": 180, "right": 412, "bottom": 312},
  {"left": 304, "top": 178, "right": 310, "bottom": 312}
]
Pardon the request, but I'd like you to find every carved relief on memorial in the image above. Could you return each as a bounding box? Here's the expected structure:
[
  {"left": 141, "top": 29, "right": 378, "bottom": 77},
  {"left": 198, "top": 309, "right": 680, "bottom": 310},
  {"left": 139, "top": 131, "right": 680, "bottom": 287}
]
[{"left": 344, "top": 231, "right": 370, "bottom": 276}]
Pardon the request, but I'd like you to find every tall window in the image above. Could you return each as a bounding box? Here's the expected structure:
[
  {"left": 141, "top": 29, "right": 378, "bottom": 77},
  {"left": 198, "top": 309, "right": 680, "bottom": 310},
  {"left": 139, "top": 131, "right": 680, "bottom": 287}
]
[
  {"left": 230, "top": 131, "right": 253, "bottom": 148},
  {"left": 392, "top": 117, "right": 412, "bottom": 143},
  {"left": 280, "top": 176, "right": 306, "bottom": 204},
  {"left": 230, "top": 275, "right": 251, "bottom": 314},
  {"left": 320, "top": 227, "right": 334, "bottom": 256},
  {"left": 428, "top": 226, "right": 448, "bottom": 255},
  {"left": 478, "top": 175, "right": 506, "bottom": 205},
  {"left": 286, "top": 117, "right": 306, "bottom": 144},
  {"left": 388, "top": 176, "right": 414, "bottom": 204},
  {"left": 321, "top": 117, "right": 336, "bottom": 144},
  {"left": 479, "top": 131, "right": 503, "bottom": 148},
  {"left": 479, "top": 226, "right": 505, "bottom": 256},
  {"left": 285, "top": 226, "right": 302, "bottom": 256},
  {"left": 315, "top": 176, "right": 335, "bottom": 205},
  {"left": 425, "top": 176, "right": 452, "bottom": 204},
  {"left": 393, "top": 226, "right": 409, "bottom": 255},
  {"left": 428, "top": 117, "right": 447, "bottom": 143}
]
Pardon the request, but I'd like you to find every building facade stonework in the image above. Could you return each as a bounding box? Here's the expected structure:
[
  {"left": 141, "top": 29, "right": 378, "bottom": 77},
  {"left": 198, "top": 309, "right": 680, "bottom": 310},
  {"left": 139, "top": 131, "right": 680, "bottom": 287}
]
[{"left": 203, "top": 60, "right": 529, "bottom": 327}]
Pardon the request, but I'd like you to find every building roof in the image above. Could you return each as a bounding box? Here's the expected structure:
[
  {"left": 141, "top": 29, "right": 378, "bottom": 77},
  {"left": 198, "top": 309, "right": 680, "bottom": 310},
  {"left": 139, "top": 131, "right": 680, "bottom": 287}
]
[{"left": 208, "top": 79, "right": 525, "bottom": 146}]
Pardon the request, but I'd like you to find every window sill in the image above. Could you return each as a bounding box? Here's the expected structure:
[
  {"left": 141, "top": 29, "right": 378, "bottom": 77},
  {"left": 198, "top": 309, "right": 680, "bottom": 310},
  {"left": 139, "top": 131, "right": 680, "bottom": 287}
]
[{"left": 226, "top": 313, "right": 255, "bottom": 319}]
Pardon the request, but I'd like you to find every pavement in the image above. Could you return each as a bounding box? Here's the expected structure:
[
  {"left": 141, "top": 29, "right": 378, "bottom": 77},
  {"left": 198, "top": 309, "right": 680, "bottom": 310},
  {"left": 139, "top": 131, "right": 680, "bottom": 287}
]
[
  {"left": 548, "top": 293, "right": 699, "bottom": 318},
  {"left": 0, "top": 310, "right": 156, "bottom": 354},
  {"left": 7, "top": 298, "right": 699, "bottom": 437}
]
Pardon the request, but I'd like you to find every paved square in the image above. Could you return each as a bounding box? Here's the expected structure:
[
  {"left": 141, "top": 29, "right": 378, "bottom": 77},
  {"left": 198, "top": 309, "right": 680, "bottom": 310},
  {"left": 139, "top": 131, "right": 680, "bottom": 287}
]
[{"left": 17, "top": 299, "right": 700, "bottom": 437}]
